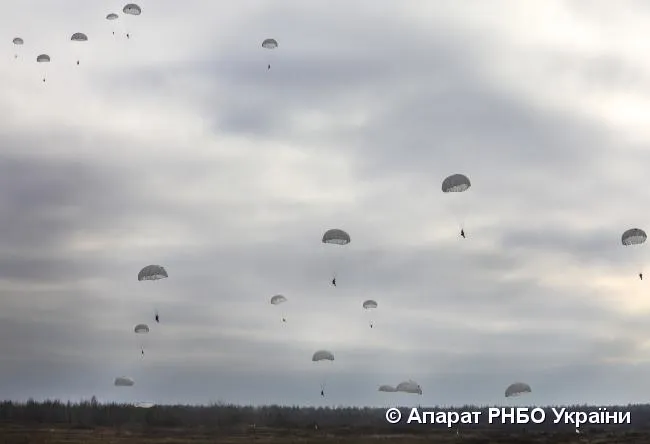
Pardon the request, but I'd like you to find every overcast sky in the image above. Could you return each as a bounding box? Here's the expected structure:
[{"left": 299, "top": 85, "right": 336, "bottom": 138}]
[{"left": 2, "top": 0, "right": 650, "bottom": 408}]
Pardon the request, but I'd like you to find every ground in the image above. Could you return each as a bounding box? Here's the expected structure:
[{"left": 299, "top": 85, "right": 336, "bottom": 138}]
[{"left": 0, "top": 424, "right": 644, "bottom": 444}]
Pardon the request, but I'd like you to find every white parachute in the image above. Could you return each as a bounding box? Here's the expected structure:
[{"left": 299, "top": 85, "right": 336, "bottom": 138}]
[
  {"left": 312, "top": 350, "right": 334, "bottom": 397},
  {"left": 134, "top": 401, "right": 155, "bottom": 408},
  {"left": 396, "top": 380, "right": 422, "bottom": 395},
  {"left": 134, "top": 323, "right": 149, "bottom": 356}
]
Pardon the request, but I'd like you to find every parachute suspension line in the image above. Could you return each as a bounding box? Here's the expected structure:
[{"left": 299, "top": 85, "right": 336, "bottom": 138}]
[
  {"left": 448, "top": 196, "right": 467, "bottom": 231},
  {"left": 636, "top": 247, "right": 644, "bottom": 279},
  {"left": 321, "top": 374, "right": 329, "bottom": 394}
]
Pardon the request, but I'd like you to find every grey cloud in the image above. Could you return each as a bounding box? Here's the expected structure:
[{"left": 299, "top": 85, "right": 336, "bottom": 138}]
[{"left": 1, "top": 1, "right": 650, "bottom": 408}]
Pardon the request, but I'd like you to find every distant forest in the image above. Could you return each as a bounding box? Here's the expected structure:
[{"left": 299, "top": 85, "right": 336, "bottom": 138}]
[{"left": 0, "top": 399, "right": 646, "bottom": 433}]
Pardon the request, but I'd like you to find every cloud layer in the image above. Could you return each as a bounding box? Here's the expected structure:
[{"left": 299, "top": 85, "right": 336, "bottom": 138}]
[{"left": 1, "top": 0, "right": 649, "bottom": 407}]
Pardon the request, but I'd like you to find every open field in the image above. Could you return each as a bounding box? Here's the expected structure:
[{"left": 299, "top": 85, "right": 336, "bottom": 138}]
[{"left": 0, "top": 424, "right": 647, "bottom": 444}]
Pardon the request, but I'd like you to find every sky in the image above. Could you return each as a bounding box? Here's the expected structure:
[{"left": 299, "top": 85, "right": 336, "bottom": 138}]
[{"left": 2, "top": 0, "right": 650, "bottom": 408}]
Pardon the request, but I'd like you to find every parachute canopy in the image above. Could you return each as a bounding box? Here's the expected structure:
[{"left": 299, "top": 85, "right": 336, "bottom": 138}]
[
  {"left": 123, "top": 3, "right": 142, "bottom": 15},
  {"left": 363, "top": 300, "right": 378, "bottom": 309},
  {"left": 134, "top": 324, "right": 149, "bottom": 334},
  {"left": 106, "top": 13, "right": 119, "bottom": 20},
  {"left": 36, "top": 54, "right": 50, "bottom": 63},
  {"left": 505, "top": 382, "right": 531, "bottom": 397},
  {"left": 138, "top": 265, "right": 168, "bottom": 281},
  {"left": 322, "top": 229, "right": 350, "bottom": 245},
  {"left": 114, "top": 376, "right": 134, "bottom": 387},
  {"left": 396, "top": 380, "right": 422, "bottom": 394},
  {"left": 262, "top": 38, "right": 278, "bottom": 49},
  {"left": 378, "top": 385, "right": 396, "bottom": 392},
  {"left": 312, "top": 350, "right": 334, "bottom": 362},
  {"left": 270, "top": 294, "right": 287, "bottom": 305},
  {"left": 12, "top": 37, "right": 23, "bottom": 45},
  {"left": 71, "top": 32, "right": 88, "bottom": 42},
  {"left": 134, "top": 401, "right": 155, "bottom": 408},
  {"left": 622, "top": 228, "right": 647, "bottom": 246},
  {"left": 442, "top": 174, "right": 471, "bottom": 193}
]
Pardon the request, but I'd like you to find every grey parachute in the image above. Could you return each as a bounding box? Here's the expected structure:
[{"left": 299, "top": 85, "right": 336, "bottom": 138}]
[
  {"left": 442, "top": 173, "right": 472, "bottom": 234},
  {"left": 363, "top": 300, "right": 377, "bottom": 309},
  {"left": 114, "top": 376, "right": 134, "bottom": 387},
  {"left": 312, "top": 350, "right": 334, "bottom": 361},
  {"left": 505, "top": 382, "right": 531, "bottom": 397},
  {"left": 122, "top": 4, "right": 141, "bottom": 39},
  {"left": 262, "top": 38, "right": 278, "bottom": 70},
  {"left": 622, "top": 228, "right": 646, "bottom": 279},
  {"left": 622, "top": 228, "right": 646, "bottom": 246},
  {"left": 378, "top": 385, "right": 396, "bottom": 392},
  {"left": 363, "top": 299, "right": 378, "bottom": 328},
  {"left": 12, "top": 37, "right": 23, "bottom": 59},
  {"left": 138, "top": 265, "right": 168, "bottom": 281},
  {"left": 71, "top": 33, "right": 88, "bottom": 65},
  {"left": 322, "top": 229, "right": 350, "bottom": 285},
  {"left": 134, "top": 324, "right": 149, "bottom": 333},
  {"left": 442, "top": 174, "right": 471, "bottom": 193},
  {"left": 138, "top": 265, "right": 166, "bottom": 327},
  {"left": 396, "top": 380, "right": 422, "bottom": 394},
  {"left": 270, "top": 294, "right": 287, "bottom": 305},
  {"left": 71, "top": 32, "right": 88, "bottom": 41},
  {"left": 270, "top": 294, "right": 288, "bottom": 322},
  {"left": 322, "top": 229, "right": 351, "bottom": 245},
  {"left": 262, "top": 38, "right": 278, "bottom": 49},
  {"left": 36, "top": 54, "right": 50, "bottom": 83},
  {"left": 123, "top": 4, "right": 141, "bottom": 15},
  {"left": 106, "top": 13, "right": 119, "bottom": 35}
]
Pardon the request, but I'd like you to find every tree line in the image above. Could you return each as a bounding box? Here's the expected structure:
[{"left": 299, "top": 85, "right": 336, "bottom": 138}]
[{"left": 0, "top": 398, "right": 646, "bottom": 433}]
